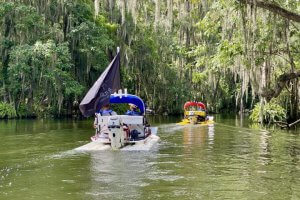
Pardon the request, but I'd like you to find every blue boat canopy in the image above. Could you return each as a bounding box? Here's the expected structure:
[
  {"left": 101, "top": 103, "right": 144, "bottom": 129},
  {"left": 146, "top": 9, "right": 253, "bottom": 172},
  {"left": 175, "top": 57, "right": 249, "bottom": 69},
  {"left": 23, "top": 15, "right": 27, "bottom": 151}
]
[{"left": 109, "top": 94, "right": 145, "bottom": 114}]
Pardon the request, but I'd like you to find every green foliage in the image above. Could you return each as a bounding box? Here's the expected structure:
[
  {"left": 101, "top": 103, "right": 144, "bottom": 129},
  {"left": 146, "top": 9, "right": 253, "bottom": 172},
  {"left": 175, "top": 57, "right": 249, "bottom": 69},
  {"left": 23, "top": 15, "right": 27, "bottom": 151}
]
[
  {"left": 0, "top": 0, "right": 113, "bottom": 117},
  {"left": 17, "top": 104, "right": 35, "bottom": 118},
  {"left": 250, "top": 101, "right": 286, "bottom": 123},
  {"left": 8, "top": 40, "right": 83, "bottom": 101},
  {"left": 192, "top": 72, "right": 207, "bottom": 83},
  {"left": 0, "top": 102, "right": 16, "bottom": 119},
  {"left": 0, "top": 0, "right": 299, "bottom": 120},
  {"left": 111, "top": 104, "right": 130, "bottom": 115}
]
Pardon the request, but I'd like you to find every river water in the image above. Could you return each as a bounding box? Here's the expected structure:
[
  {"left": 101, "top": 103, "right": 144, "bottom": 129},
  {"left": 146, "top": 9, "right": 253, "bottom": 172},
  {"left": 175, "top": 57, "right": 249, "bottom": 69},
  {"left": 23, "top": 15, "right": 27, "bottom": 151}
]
[{"left": 0, "top": 115, "right": 299, "bottom": 200}]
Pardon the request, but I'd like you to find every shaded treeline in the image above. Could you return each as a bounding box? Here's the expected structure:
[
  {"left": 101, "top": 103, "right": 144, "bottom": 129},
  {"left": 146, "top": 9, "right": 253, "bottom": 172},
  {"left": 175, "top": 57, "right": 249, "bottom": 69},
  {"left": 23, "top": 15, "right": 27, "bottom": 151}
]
[
  {"left": 0, "top": 0, "right": 115, "bottom": 118},
  {"left": 0, "top": 0, "right": 299, "bottom": 123}
]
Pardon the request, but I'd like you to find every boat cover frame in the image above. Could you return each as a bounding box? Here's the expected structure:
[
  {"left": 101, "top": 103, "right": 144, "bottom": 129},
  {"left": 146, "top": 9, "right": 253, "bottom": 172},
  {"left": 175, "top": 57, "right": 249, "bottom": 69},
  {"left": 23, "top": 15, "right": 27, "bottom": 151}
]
[
  {"left": 110, "top": 94, "right": 146, "bottom": 114},
  {"left": 184, "top": 101, "right": 206, "bottom": 110}
]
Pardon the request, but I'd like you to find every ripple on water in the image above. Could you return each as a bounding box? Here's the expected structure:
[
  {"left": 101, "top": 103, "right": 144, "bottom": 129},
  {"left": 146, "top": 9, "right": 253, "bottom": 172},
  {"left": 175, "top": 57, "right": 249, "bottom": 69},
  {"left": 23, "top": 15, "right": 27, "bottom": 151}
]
[{"left": 0, "top": 118, "right": 299, "bottom": 200}]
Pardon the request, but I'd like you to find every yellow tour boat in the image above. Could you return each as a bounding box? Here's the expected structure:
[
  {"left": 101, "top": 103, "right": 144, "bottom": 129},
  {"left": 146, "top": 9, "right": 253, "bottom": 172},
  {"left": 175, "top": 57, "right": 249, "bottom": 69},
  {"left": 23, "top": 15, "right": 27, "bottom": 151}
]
[{"left": 177, "top": 101, "right": 214, "bottom": 125}]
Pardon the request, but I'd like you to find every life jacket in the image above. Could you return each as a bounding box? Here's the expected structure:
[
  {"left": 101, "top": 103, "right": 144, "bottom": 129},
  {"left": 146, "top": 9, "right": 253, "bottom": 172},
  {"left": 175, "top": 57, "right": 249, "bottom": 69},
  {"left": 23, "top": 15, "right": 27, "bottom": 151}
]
[
  {"left": 99, "top": 109, "right": 113, "bottom": 116},
  {"left": 126, "top": 110, "right": 141, "bottom": 116}
]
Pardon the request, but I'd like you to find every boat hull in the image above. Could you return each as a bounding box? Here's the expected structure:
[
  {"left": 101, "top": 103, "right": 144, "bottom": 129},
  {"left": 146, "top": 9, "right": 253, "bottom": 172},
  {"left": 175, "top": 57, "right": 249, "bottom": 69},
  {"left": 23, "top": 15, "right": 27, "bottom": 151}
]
[
  {"left": 177, "top": 119, "right": 214, "bottom": 126},
  {"left": 75, "top": 127, "right": 159, "bottom": 151}
]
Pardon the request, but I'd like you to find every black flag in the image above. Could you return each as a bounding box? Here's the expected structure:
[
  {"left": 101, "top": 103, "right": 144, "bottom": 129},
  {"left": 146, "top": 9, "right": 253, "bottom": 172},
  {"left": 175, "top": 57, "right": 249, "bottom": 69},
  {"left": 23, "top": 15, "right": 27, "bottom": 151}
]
[{"left": 79, "top": 48, "right": 121, "bottom": 117}]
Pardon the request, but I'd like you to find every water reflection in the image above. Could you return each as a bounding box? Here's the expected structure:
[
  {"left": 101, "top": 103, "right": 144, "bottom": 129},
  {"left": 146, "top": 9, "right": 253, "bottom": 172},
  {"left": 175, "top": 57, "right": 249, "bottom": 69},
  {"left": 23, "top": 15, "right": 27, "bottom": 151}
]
[
  {"left": 0, "top": 117, "right": 299, "bottom": 200},
  {"left": 183, "top": 126, "right": 207, "bottom": 146},
  {"left": 182, "top": 125, "right": 215, "bottom": 148},
  {"left": 87, "top": 151, "right": 155, "bottom": 200},
  {"left": 258, "top": 130, "right": 271, "bottom": 166},
  {"left": 235, "top": 114, "right": 246, "bottom": 127},
  {"left": 208, "top": 124, "right": 215, "bottom": 145},
  {"left": 0, "top": 119, "right": 90, "bottom": 136}
]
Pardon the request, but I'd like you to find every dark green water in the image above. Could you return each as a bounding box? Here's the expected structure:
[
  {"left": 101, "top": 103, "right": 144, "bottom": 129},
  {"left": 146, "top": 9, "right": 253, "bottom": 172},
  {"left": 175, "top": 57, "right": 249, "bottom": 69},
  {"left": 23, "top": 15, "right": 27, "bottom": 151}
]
[{"left": 0, "top": 115, "right": 299, "bottom": 200}]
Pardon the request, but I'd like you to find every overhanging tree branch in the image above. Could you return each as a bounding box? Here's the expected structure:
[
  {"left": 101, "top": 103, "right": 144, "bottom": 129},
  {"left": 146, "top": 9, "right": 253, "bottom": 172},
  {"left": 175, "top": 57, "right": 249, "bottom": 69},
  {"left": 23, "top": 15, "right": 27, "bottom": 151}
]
[
  {"left": 261, "top": 71, "right": 300, "bottom": 102},
  {"left": 238, "top": 0, "right": 300, "bottom": 23}
]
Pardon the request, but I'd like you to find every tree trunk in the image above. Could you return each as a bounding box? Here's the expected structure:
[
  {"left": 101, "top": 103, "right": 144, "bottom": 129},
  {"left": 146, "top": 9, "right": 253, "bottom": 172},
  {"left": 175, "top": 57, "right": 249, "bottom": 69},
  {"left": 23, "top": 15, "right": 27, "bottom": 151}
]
[
  {"left": 108, "top": 0, "right": 115, "bottom": 22},
  {"left": 261, "top": 71, "right": 300, "bottom": 102},
  {"left": 1, "top": 14, "right": 13, "bottom": 103},
  {"left": 184, "top": 0, "right": 190, "bottom": 47},
  {"left": 120, "top": 0, "right": 126, "bottom": 25},
  {"left": 154, "top": 0, "right": 160, "bottom": 31},
  {"left": 238, "top": 0, "right": 300, "bottom": 23},
  {"left": 167, "top": 0, "right": 173, "bottom": 31},
  {"left": 285, "top": 20, "right": 298, "bottom": 120},
  {"left": 94, "top": 0, "right": 100, "bottom": 17}
]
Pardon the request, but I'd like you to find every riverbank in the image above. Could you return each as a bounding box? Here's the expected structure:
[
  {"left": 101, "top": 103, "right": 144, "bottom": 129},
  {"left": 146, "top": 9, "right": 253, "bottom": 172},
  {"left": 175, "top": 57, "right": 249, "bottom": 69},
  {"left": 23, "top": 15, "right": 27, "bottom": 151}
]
[{"left": 0, "top": 113, "right": 298, "bottom": 131}]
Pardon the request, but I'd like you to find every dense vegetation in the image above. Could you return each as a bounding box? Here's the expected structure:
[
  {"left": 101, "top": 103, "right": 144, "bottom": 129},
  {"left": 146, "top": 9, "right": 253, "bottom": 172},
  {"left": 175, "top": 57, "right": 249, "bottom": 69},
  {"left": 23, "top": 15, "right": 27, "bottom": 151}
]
[{"left": 0, "top": 0, "right": 299, "bottom": 123}]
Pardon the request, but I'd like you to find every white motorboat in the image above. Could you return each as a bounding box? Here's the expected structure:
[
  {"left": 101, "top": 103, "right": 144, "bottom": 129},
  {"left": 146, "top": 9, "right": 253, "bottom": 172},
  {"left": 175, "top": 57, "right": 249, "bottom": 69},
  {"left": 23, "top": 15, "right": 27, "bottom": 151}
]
[{"left": 76, "top": 93, "right": 159, "bottom": 151}]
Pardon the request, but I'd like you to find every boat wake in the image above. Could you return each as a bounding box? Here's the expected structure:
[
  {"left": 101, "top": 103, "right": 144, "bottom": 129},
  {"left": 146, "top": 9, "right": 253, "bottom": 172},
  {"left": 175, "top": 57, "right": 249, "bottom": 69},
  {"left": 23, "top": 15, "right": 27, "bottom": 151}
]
[
  {"left": 73, "top": 134, "right": 160, "bottom": 152},
  {"left": 158, "top": 123, "right": 185, "bottom": 133},
  {"left": 51, "top": 124, "right": 184, "bottom": 157},
  {"left": 49, "top": 149, "right": 86, "bottom": 159}
]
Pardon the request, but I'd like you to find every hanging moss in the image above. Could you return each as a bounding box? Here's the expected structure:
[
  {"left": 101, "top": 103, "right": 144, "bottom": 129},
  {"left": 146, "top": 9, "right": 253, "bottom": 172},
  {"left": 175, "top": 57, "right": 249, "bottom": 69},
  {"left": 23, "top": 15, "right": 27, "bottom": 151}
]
[{"left": 0, "top": 0, "right": 299, "bottom": 119}]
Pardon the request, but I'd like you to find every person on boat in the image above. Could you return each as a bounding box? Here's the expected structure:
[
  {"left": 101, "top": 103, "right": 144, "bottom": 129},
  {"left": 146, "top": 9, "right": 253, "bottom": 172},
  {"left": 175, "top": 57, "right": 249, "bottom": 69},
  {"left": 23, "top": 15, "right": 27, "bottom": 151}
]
[
  {"left": 92, "top": 104, "right": 117, "bottom": 140},
  {"left": 93, "top": 104, "right": 117, "bottom": 127},
  {"left": 197, "top": 107, "right": 204, "bottom": 111},
  {"left": 93, "top": 104, "right": 116, "bottom": 127},
  {"left": 124, "top": 103, "right": 143, "bottom": 140},
  {"left": 97, "top": 104, "right": 117, "bottom": 116},
  {"left": 125, "top": 103, "right": 141, "bottom": 116}
]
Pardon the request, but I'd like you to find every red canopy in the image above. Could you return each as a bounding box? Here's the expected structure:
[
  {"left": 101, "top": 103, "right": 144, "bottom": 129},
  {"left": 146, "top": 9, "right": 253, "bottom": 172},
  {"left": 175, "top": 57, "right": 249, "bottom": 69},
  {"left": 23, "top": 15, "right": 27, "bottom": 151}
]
[{"left": 184, "top": 101, "right": 206, "bottom": 110}]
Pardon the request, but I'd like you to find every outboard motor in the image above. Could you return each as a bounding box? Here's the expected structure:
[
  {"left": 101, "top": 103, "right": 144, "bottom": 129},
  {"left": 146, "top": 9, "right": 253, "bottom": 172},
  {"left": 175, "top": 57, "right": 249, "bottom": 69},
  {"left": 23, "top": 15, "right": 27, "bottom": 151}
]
[{"left": 107, "top": 116, "right": 125, "bottom": 149}]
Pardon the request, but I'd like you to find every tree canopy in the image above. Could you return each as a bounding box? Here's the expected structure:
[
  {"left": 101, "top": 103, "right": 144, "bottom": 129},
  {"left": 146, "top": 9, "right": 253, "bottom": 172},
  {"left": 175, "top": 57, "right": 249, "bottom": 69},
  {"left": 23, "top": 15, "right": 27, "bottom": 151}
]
[{"left": 0, "top": 0, "right": 299, "bottom": 122}]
